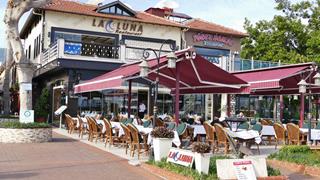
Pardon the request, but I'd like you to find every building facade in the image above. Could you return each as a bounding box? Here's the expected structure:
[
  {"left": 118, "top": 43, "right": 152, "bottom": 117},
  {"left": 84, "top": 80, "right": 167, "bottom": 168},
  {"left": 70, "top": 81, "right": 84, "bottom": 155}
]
[{"left": 20, "top": 0, "right": 184, "bottom": 122}]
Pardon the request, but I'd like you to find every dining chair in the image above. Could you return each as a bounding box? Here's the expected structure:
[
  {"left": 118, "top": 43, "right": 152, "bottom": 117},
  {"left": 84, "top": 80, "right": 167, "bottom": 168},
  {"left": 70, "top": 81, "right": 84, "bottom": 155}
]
[
  {"left": 273, "top": 123, "right": 286, "bottom": 149},
  {"left": 166, "top": 122, "right": 176, "bottom": 130},
  {"left": 104, "top": 118, "right": 120, "bottom": 147},
  {"left": 250, "top": 123, "right": 262, "bottom": 154},
  {"left": 120, "top": 123, "right": 132, "bottom": 155},
  {"left": 87, "top": 117, "right": 102, "bottom": 143},
  {"left": 127, "top": 123, "right": 149, "bottom": 159},
  {"left": 143, "top": 120, "right": 151, "bottom": 128},
  {"left": 65, "top": 114, "right": 78, "bottom": 134},
  {"left": 77, "top": 115, "right": 86, "bottom": 138},
  {"left": 260, "top": 119, "right": 270, "bottom": 126},
  {"left": 250, "top": 119, "right": 257, "bottom": 125},
  {"left": 203, "top": 121, "right": 216, "bottom": 152},
  {"left": 237, "top": 122, "right": 249, "bottom": 130},
  {"left": 287, "top": 123, "right": 305, "bottom": 145},
  {"left": 214, "top": 123, "right": 229, "bottom": 154},
  {"left": 155, "top": 118, "right": 164, "bottom": 127}
]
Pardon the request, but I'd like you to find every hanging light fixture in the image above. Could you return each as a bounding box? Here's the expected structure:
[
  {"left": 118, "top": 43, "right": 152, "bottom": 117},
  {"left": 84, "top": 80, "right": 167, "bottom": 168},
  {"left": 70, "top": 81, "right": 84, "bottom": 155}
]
[
  {"left": 294, "top": 95, "right": 298, "bottom": 100},
  {"left": 139, "top": 59, "right": 149, "bottom": 77},
  {"left": 298, "top": 79, "right": 308, "bottom": 94},
  {"left": 258, "top": 96, "right": 263, "bottom": 100},
  {"left": 167, "top": 52, "right": 177, "bottom": 69},
  {"left": 313, "top": 72, "right": 320, "bottom": 86}
]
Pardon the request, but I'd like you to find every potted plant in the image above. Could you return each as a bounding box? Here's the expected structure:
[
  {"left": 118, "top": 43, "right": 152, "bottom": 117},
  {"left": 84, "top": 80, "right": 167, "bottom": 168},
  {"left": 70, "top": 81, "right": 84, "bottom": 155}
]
[
  {"left": 151, "top": 127, "right": 174, "bottom": 161},
  {"left": 192, "top": 142, "right": 212, "bottom": 175},
  {"left": 34, "top": 88, "right": 50, "bottom": 123}
]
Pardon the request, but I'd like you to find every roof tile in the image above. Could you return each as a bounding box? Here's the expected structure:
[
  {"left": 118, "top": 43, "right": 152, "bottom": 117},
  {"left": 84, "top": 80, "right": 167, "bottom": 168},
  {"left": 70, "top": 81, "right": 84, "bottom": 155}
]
[
  {"left": 41, "top": 0, "right": 185, "bottom": 28},
  {"left": 185, "top": 18, "right": 247, "bottom": 37}
]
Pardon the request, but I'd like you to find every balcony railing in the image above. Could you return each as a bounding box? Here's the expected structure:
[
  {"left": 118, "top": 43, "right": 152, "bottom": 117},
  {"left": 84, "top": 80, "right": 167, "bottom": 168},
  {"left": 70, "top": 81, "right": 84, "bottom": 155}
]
[
  {"left": 233, "top": 58, "right": 282, "bottom": 72},
  {"left": 40, "top": 39, "right": 120, "bottom": 65}
]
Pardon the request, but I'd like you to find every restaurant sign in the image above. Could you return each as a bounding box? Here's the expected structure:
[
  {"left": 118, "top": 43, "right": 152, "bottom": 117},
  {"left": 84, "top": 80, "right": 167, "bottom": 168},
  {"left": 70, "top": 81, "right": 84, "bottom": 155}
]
[
  {"left": 193, "top": 33, "right": 233, "bottom": 47},
  {"left": 167, "top": 148, "right": 194, "bottom": 167},
  {"left": 92, "top": 19, "right": 143, "bottom": 35}
]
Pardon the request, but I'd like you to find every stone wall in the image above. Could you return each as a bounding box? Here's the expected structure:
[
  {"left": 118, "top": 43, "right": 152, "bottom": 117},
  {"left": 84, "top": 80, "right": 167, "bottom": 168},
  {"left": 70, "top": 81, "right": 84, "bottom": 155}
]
[
  {"left": 0, "top": 118, "right": 19, "bottom": 123},
  {"left": 0, "top": 128, "right": 52, "bottom": 143}
]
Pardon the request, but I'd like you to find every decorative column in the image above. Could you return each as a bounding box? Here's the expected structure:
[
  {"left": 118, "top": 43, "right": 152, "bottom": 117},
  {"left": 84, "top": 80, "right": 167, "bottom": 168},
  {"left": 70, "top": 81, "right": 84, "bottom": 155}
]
[{"left": 300, "top": 94, "right": 305, "bottom": 127}]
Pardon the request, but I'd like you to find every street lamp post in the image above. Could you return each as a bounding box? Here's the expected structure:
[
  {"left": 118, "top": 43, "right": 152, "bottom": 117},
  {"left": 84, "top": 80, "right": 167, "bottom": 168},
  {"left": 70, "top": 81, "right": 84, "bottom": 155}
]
[{"left": 139, "top": 40, "right": 177, "bottom": 128}]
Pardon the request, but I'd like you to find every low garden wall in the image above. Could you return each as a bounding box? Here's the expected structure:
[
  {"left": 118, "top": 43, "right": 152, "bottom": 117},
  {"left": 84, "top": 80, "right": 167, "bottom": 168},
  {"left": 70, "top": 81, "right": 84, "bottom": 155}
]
[
  {"left": 0, "top": 117, "right": 19, "bottom": 123},
  {"left": 0, "top": 128, "right": 52, "bottom": 143}
]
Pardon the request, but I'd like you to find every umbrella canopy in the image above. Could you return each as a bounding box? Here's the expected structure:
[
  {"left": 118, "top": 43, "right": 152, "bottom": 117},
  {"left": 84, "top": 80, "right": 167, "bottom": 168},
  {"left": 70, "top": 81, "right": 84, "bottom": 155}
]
[
  {"left": 233, "top": 62, "right": 320, "bottom": 95},
  {"left": 74, "top": 48, "right": 248, "bottom": 94}
]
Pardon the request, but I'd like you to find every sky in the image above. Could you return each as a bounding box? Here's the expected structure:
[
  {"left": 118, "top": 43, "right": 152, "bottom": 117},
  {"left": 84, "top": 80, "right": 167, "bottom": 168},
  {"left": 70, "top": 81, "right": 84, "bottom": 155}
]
[{"left": 0, "top": 0, "right": 285, "bottom": 48}]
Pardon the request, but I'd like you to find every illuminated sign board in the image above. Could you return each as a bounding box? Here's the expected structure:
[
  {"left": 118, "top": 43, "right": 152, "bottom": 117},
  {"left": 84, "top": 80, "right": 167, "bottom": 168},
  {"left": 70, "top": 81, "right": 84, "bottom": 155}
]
[
  {"left": 92, "top": 19, "right": 143, "bottom": 35},
  {"left": 193, "top": 33, "right": 233, "bottom": 47}
]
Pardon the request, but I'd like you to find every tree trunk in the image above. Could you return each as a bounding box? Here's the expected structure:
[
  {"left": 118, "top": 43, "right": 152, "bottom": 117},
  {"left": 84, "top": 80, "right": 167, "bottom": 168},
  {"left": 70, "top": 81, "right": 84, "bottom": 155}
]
[
  {"left": 4, "top": 0, "right": 52, "bottom": 122},
  {"left": 3, "top": 41, "right": 12, "bottom": 115}
]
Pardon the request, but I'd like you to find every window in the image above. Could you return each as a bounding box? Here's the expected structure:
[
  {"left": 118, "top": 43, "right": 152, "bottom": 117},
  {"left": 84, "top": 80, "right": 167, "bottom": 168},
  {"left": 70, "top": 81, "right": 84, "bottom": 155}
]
[
  {"left": 97, "top": 2, "right": 136, "bottom": 17},
  {"left": 195, "top": 47, "right": 230, "bottom": 64}
]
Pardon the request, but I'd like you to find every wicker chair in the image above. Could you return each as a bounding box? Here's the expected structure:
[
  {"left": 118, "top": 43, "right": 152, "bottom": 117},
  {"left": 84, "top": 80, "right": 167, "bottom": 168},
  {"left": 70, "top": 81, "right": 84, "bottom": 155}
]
[
  {"left": 155, "top": 118, "right": 164, "bottom": 127},
  {"left": 120, "top": 123, "right": 132, "bottom": 154},
  {"left": 260, "top": 119, "right": 270, "bottom": 126},
  {"left": 203, "top": 121, "right": 216, "bottom": 152},
  {"left": 214, "top": 123, "right": 229, "bottom": 154},
  {"left": 127, "top": 124, "right": 149, "bottom": 159},
  {"left": 65, "top": 114, "right": 77, "bottom": 134},
  {"left": 87, "top": 117, "right": 102, "bottom": 143},
  {"left": 77, "top": 115, "right": 87, "bottom": 138},
  {"left": 287, "top": 123, "right": 305, "bottom": 145},
  {"left": 273, "top": 123, "right": 286, "bottom": 149},
  {"left": 104, "top": 118, "right": 120, "bottom": 147}
]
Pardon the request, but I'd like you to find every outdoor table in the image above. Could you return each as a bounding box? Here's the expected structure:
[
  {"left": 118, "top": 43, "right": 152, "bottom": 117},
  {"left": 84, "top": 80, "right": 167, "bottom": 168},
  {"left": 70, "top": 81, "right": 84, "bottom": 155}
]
[
  {"left": 226, "top": 129, "right": 261, "bottom": 145},
  {"left": 188, "top": 125, "right": 206, "bottom": 138},
  {"left": 261, "top": 125, "right": 276, "bottom": 136},
  {"left": 300, "top": 128, "right": 320, "bottom": 140},
  {"left": 224, "top": 117, "right": 247, "bottom": 131}
]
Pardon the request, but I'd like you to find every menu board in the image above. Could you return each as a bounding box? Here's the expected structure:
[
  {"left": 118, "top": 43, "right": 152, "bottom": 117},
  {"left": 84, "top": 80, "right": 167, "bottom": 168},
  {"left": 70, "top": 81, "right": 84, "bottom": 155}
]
[{"left": 233, "top": 160, "right": 257, "bottom": 180}]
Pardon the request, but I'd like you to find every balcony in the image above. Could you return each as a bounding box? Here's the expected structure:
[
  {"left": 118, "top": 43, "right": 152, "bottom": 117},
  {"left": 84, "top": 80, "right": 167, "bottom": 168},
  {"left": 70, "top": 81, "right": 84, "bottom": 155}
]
[{"left": 41, "top": 39, "right": 120, "bottom": 66}]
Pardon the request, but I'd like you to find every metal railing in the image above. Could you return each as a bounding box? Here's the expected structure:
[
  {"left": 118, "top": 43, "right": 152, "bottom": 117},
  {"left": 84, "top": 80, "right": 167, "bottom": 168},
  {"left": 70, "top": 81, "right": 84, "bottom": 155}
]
[
  {"left": 41, "top": 42, "right": 58, "bottom": 65},
  {"left": 233, "top": 58, "right": 282, "bottom": 71},
  {"left": 40, "top": 39, "right": 120, "bottom": 65}
]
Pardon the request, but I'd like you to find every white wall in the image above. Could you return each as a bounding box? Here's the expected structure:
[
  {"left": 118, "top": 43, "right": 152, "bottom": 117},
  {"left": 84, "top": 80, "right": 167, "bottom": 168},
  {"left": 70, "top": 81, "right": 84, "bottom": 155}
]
[
  {"left": 43, "top": 11, "right": 181, "bottom": 50},
  {"left": 23, "top": 14, "right": 43, "bottom": 64}
]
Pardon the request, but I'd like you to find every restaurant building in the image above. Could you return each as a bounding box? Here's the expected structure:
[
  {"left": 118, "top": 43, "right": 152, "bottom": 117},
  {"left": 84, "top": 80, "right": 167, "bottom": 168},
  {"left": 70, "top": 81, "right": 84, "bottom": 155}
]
[{"left": 20, "top": 0, "right": 184, "bottom": 122}]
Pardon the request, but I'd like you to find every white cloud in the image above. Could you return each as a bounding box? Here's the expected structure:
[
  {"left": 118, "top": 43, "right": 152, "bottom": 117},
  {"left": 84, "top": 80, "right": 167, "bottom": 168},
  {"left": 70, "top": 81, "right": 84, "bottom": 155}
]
[
  {"left": 86, "top": 0, "right": 105, "bottom": 5},
  {"left": 155, "top": 0, "right": 179, "bottom": 9}
]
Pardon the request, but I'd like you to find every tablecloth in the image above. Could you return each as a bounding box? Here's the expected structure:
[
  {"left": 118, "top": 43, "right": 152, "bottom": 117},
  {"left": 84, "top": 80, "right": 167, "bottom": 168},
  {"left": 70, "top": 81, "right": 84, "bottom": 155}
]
[
  {"left": 261, "top": 125, "right": 275, "bottom": 136},
  {"left": 189, "top": 125, "right": 206, "bottom": 138}
]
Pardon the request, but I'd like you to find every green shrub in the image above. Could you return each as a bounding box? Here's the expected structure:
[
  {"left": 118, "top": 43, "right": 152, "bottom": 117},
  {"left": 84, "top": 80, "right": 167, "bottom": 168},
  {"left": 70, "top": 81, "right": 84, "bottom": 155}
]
[
  {"left": 0, "top": 122, "right": 51, "bottom": 129},
  {"left": 267, "top": 166, "right": 281, "bottom": 176},
  {"left": 268, "top": 145, "right": 320, "bottom": 167},
  {"left": 34, "top": 88, "right": 50, "bottom": 118},
  {"left": 0, "top": 115, "right": 19, "bottom": 119}
]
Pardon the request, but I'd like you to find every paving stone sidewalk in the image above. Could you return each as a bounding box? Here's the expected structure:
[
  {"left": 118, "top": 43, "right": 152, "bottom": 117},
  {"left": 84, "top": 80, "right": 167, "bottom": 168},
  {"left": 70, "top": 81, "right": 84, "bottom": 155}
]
[{"left": 0, "top": 133, "right": 160, "bottom": 180}]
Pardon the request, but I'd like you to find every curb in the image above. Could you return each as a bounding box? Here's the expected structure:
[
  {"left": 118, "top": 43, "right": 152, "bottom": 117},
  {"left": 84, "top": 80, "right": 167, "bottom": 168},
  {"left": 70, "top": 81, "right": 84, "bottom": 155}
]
[
  {"left": 141, "top": 162, "right": 288, "bottom": 180},
  {"left": 267, "top": 159, "right": 320, "bottom": 177}
]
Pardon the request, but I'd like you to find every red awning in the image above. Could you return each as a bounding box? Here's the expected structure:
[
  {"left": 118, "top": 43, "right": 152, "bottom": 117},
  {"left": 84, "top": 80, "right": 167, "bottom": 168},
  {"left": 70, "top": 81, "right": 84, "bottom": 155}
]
[
  {"left": 233, "top": 63, "right": 320, "bottom": 95},
  {"left": 74, "top": 48, "right": 248, "bottom": 94}
]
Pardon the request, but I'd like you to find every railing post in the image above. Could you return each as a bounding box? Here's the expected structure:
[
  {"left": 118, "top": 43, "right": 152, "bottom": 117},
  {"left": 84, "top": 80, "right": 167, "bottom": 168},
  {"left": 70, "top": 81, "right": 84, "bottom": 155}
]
[
  {"left": 120, "top": 44, "right": 126, "bottom": 62},
  {"left": 57, "top": 39, "right": 65, "bottom": 58},
  {"left": 251, "top": 57, "right": 254, "bottom": 70}
]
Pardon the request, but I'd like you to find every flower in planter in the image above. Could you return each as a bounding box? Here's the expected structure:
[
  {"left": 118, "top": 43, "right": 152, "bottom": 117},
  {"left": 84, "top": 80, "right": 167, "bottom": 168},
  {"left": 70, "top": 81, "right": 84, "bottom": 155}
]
[
  {"left": 151, "top": 127, "right": 174, "bottom": 138},
  {"left": 192, "top": 142, "right": 211, "bottom": 154}
]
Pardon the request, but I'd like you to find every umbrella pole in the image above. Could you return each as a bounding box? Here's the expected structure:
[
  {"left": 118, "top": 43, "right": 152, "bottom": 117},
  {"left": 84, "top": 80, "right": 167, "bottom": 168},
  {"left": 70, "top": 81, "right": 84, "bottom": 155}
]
[
  {"left": 175, "top": 62, "right": 180, "bottom": 126},
  {"left": 128, "top": 80, "right": 132, "bottom": 118}
]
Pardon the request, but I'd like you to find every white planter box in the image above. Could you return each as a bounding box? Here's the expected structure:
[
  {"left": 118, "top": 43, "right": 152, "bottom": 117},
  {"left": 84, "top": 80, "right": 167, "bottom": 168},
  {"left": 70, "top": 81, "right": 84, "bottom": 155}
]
[
  {"left": 153, "top": 138, "right": 173, "bottom": 161},
  {"left": 194, "top": 152, "right": 211, "bottom": 175}
]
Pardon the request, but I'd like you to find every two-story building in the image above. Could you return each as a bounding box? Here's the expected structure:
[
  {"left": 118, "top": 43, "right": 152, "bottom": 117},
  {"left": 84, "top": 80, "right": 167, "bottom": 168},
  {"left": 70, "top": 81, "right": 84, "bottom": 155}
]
[{"left": 20, "top": 0, "right": 184, "bottom": 122}]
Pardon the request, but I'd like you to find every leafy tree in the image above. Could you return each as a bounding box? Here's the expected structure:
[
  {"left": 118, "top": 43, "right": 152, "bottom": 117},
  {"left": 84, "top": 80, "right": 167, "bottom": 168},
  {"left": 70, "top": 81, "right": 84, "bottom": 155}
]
[{"left": 241, "top": 0, "right": 320, "bottom": 63}]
